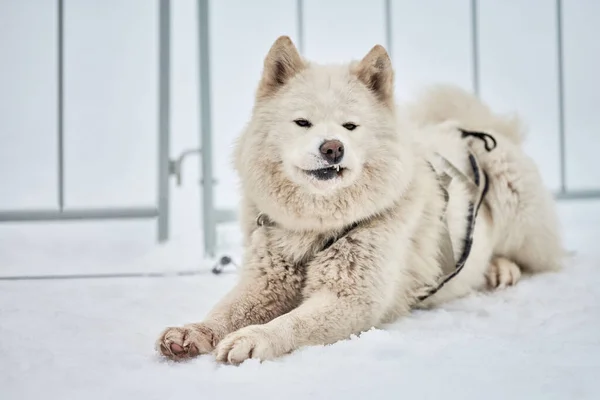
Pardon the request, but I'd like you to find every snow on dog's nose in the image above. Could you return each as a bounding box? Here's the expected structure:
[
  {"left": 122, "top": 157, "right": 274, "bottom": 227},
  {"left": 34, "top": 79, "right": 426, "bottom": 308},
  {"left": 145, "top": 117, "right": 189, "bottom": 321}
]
[{"left": 319, "top": 140, "right": 344, "bottom": 164}]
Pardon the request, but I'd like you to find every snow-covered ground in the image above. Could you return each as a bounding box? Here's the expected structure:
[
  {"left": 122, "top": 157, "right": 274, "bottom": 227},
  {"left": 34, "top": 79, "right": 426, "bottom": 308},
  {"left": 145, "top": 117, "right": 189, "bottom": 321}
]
[
  {"left": 1, "top": 201, "right": 599, "bottom": 400},
  {"left": 2, "top": 1, "right": 599, "bottom": 398}
]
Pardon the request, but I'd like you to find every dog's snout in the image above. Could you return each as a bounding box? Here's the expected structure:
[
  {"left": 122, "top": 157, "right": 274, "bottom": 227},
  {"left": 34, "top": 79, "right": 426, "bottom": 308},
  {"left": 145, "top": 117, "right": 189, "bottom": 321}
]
[{"left": 319, "top": 140, "right": 344, "bottom": 164}]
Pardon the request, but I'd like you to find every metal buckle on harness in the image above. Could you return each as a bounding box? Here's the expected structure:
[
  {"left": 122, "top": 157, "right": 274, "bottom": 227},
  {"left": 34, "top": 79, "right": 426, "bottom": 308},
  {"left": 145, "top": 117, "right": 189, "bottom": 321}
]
[{"left": 256, "top": 213, "right": 273, "bottom": 227}]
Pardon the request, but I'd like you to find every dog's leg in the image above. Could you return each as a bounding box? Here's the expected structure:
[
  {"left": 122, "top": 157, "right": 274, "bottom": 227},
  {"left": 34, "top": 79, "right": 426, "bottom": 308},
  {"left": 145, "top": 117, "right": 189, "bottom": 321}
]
[
  {"left": 156, "top": 231, "right": 303, "bottom": 361},
  {"left": 486, "top": 256, "right": 521, "bottom": 289},
  {"left": 474, "top": 140, "right": 564, "bottom": 274},
  {"left": 214, "top": 230, "right": 397, "bottom": 364}
]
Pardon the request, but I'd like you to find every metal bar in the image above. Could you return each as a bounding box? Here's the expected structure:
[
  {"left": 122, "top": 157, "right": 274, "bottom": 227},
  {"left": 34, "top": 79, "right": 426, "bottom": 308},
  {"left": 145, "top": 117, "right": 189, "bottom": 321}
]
[
  {"left": 384, "top": 0, "right": 393, "bottom": 56},
  {"left": 470, "top": 0, "right": 480, "bottom": 96},
  {"left": 214, "top": 208, "right": 237, "bottom": 224},
  {"left": 556, "top": 0, "right": 567, "bottom": 194},
  {"left": 296, "top": 0, "right": 304, "bottom": 55},
  {"left": 157, "top": 0, "right": 171, "bottom": 243},
  {"left": 0, "top": 208, "right": 158, "bottom": 222},
  {"left": 198, "top": 0, "right": 217, "bottom": 258},
  {"left": 554, "top": 189, "right": 600, "bottom": 201},
  {"left": 57, "top": 0, "right": 65, "bottom": 210},
  {"left": 0, "top": 270, "right": 219, "bottom": 281}
]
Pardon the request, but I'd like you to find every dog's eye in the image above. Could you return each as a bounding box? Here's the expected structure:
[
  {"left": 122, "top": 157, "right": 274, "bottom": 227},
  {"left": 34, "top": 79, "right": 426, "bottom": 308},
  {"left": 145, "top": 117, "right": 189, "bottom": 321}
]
[
  {"left": 342, "top": 123, "right": 358, "bottom": 131},
  {"left": 294, "top": 119, "right": 312, "bottom": 128}
]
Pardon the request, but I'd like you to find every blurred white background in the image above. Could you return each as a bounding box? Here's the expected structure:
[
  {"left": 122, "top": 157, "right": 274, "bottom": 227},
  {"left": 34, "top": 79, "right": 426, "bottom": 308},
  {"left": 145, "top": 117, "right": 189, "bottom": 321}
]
[{"left": 0, "top": 0, "right": 598, "bottom": 276}]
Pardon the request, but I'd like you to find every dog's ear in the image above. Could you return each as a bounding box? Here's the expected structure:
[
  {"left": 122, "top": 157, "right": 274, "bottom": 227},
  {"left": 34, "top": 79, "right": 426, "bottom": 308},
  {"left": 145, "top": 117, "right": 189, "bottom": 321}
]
[
  {"left": 353, "top": 45, "right": 395, "bottom": 108},
  {"left": 257, "top": 36, "right": 305, "bottom": 99}
]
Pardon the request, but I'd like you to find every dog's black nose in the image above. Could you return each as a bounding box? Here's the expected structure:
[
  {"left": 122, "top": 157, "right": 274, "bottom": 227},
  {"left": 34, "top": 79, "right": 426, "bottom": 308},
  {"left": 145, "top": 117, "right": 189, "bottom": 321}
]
[{"left": 319, "top": 140, "right": 344, "bottom": 164}]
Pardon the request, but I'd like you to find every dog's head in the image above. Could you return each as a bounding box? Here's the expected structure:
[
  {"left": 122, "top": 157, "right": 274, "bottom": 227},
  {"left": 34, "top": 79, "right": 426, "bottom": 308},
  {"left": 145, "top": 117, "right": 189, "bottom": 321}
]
[{"left": 235, "top": 36, "right": 415, "bottom": 231}]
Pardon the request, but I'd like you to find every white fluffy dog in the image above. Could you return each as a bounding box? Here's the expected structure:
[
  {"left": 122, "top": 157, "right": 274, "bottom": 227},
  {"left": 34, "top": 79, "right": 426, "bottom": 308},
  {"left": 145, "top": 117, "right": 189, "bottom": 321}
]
[{"left": 157, "top": 36, "right": 564, "bottom": 364}]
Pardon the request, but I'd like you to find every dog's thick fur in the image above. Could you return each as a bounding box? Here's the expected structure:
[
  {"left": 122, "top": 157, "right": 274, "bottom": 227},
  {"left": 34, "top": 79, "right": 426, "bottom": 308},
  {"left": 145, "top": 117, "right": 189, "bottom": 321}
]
[{"left": 157, "top": 37, "right": 564, "bottom": 364}]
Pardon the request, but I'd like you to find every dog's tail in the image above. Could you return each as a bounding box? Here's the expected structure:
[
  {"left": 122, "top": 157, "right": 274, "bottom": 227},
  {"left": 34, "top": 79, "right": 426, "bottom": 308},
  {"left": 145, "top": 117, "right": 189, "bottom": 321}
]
[{"left": 407, "top": 84, "right": 525, "bottom": 145}]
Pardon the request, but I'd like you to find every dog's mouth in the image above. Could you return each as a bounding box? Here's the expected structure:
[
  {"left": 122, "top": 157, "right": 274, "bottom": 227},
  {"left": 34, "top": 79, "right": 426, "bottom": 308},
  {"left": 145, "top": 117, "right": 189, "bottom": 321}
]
[{"left": 303, "top": 165, "right": 346, "bottom": 181}]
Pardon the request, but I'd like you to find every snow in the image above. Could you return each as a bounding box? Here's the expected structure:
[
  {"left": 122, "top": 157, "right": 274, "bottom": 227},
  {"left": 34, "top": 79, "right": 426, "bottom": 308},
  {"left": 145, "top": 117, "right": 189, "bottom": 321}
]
[
  {"left": 2, "top": 2, "right": 599, "bottom": 398},
  {"left": 1, "top": 201, "right": 599, "bottom": 400}
]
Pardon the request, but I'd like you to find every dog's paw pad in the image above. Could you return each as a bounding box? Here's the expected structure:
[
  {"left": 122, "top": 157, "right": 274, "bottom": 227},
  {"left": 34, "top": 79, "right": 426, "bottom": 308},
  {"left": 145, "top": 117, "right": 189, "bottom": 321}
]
[{"left": 156, "top": 324, "right": 215, "bottom": 361}]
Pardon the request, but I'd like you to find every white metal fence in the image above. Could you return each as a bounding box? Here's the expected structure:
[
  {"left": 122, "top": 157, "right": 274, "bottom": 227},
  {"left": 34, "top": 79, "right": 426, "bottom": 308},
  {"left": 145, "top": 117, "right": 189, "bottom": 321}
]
[
  {"left": 1, "top": 0, "right": 598, "bottom": 268},
  {"left": 0, "top": 0, "right": 172, "bottom": 243}
]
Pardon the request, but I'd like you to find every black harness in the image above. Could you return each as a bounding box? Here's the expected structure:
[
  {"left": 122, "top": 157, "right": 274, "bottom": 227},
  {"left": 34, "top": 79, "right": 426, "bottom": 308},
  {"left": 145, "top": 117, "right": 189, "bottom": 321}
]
[
  {"left": 417, "top": 129, "right": 496, "bottom": 301},
  {"left": 251, "top": 129, "right": 498, "bottom": 302},
  {"left": 256, "top": 213, "right": 360, "bottom": 253}
]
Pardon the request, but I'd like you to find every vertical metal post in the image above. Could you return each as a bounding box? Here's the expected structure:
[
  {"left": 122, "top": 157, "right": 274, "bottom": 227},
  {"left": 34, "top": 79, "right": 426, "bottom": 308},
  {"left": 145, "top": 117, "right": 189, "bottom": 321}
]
[
  {"left": 556, "top": 0, "right": 567, "bottom": 194},
  {"left": 198, "top": 0, "right": 216, "bottom": 258},
  {"left": 384, "top": 0, "right": 393, "bottom": 57},
  {"left": 157, "top": 0, "right": 170, "bottom": 242},
  {"left": 470, "top": 0, "right": 480, "bottom": 96},
  {"left": 296, "top": 0, "right": 304, "bottom": 55},
  {"left": 57, "top": 0, "right": 65, "bottom": 210}
]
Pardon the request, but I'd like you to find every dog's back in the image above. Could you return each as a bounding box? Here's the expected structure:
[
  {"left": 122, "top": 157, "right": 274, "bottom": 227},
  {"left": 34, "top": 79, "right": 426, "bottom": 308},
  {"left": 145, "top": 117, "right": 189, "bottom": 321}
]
[
  {"left": 406, "top": 84, "right": 565, "bottom": 275},
  {"left": 406, "top": 84, "right": 524, "bottom": 145}
]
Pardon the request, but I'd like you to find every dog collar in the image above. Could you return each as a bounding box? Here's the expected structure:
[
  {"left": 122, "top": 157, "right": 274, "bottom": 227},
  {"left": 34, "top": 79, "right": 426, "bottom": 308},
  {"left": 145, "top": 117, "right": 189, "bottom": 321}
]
[{"left": 255, "top": 213, "right": 361, "bottom": 253}]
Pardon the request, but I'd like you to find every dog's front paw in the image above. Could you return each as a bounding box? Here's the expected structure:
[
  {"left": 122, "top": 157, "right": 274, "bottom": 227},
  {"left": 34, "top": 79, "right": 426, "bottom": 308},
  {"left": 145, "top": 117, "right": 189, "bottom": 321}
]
[
  {"left": 486, "top": 257, "right": 522, "bottom": 289},
  {"left": 156, "top": 323, "right": 217, "bottom": 361},
  {"left": 215, "top": 325, "right": 286, "bottom": 364}
]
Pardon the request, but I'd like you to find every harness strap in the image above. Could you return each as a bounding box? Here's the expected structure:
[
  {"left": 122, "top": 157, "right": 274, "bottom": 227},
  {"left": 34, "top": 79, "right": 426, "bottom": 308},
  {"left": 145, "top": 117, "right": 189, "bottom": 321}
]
[
  {"left": 429, "top": 170, "right": 456, "bottom": 277},
  {"left": 461, "top": 129, "right": 497, "bottom": 152},
  {"left": 417, "top": 154, "right": 489, "bottom": 302},
  {"left": 256, "top": 213, "right": 360, "bottom": 253},
  {"left": 417, "top": 129, "right": 497, "bottom": 302}
]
